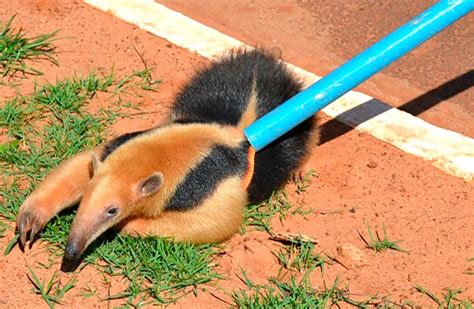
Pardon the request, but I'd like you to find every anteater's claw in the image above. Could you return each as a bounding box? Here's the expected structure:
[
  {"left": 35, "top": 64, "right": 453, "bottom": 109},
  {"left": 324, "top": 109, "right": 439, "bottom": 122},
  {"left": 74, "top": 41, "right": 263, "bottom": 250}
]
[
  {"left": 17, "top": 211, "right": 43, "bottom": 249},
  {"left": 30, "top": 224, "right": 40, "bottom": 244},
  {"left": 18, "top": 213, "right": 31, "bottom": 248}
]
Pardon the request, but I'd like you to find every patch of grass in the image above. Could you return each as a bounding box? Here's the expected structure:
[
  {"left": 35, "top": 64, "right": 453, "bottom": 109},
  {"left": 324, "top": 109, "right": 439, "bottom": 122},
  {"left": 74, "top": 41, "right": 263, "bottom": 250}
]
[
  {"left": 84, "top": 235, "right": 221, "bottom": 305},
  {"left": 0, "top": 15, "right": 59, "bottom": 77},
  {"left": 0, "top": 76, "right": 116, "bottom": 184},
  {"left": 233, "top": 270, "right": 325, "bottom": 308},
  {"left": 233, "top": 269, "right": 413, "bottom": 308},
  {"left": 415, "top": 285, "right": 473, "bottom": 308},
  {"left": 27, "top": 267, "right": 77, "bottom": 308},
  {"left": 232, "top": 270, "right": 367, "bottom": 308},
  {"left": 359, "top": 224, "right": 408, "bottom": 253},
  {"left": 0, "top": 181, "right": 31, "bottom": 221},
  {"left": 0, "top": 69, "right": 156, "bottom": 184},
  {"left": 0, "top": 99, "right": 26, "bottom": 138},
  {"left": 243, "top": 190, "right": 299, "bottom": 234},
  {"left": 243, "top": 176, "right": 316, "bottom": 234},
  {"left": 33, "top": 71, "right": 114, "bottom": 112},
  {"left": 273, "top": 236, "right": 325, "bottom": 273}
]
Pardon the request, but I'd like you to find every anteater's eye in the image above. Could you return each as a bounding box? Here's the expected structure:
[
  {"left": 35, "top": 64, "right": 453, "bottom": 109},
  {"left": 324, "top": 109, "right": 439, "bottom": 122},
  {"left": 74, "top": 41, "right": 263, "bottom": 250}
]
[{"left": 106, "top": 207, "right": 119, "bottom": 217}]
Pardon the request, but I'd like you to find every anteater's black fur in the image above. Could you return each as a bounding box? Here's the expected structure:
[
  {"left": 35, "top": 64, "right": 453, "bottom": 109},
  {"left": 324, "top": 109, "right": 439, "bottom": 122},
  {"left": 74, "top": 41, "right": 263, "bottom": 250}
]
[
  {"left": 101, "top": 49, "right": 316, "bottom": 204},
  {"left": 167, "top": 143, "right": 249, "bottom": 211},
  {"left": 100, "top": 130, "right": 149, "bottom": 161}
]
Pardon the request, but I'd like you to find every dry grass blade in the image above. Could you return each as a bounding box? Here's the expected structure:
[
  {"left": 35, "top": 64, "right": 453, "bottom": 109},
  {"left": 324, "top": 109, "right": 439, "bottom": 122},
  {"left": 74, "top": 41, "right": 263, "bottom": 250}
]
[{"left": 269, "top": 232, "right": 318, "bottom": 245}]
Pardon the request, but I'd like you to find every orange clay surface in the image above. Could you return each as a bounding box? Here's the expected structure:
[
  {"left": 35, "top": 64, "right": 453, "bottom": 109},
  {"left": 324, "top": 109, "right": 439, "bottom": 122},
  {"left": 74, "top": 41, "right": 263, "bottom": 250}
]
[{"left": 0, "top": 1, "right": 473, "bottom": 307}]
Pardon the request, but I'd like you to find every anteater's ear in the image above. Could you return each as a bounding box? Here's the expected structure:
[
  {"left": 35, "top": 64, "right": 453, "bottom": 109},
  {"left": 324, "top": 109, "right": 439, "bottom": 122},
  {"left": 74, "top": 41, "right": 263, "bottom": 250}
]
[
  {"left": 139, "top": 172, "right": 163, "bottom": 197},
  {"left": 90, "top": 153, "right": 102, "bottom": 177}
]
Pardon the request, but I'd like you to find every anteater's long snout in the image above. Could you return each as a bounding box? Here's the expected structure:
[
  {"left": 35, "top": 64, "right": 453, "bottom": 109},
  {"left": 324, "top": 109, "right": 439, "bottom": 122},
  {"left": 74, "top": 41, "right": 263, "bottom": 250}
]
[
  {"left": 63, "top": 214, "right": 101, "bottom": 261},
  {"left": 64, "top": 239, "right": 83, "bottom": 260}
]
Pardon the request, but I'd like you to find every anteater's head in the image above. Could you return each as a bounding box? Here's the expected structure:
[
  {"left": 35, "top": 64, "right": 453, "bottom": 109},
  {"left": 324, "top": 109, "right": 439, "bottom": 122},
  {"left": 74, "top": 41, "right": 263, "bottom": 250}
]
[
  {"left": 63, "top": 151, "right": 165, "bottom": 261},
  {"left": 63, "top": 124, "right": 245, "bottom": 261}
]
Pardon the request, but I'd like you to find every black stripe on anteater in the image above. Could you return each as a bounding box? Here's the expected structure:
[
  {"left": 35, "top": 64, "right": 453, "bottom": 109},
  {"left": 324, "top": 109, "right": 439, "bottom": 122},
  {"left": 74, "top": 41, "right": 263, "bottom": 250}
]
[
  {"left": 166, "top": 142, "right": 249, "bottom": 211},
  {"left": 100, "top": 130, "right": 149, "bottom": 161}
]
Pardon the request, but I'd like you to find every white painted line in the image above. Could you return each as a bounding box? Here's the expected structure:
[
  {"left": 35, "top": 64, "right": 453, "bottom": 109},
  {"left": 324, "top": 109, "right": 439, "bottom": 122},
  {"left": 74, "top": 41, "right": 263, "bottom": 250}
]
[{"left": 84, "top": 0, "right": 474, "bottom": 181}]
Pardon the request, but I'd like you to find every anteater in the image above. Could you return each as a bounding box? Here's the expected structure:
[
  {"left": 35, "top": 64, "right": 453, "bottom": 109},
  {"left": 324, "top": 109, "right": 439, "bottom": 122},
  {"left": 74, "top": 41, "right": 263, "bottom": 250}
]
[{"left": 16, "top": 49, "right": 319, "bottom": 260}]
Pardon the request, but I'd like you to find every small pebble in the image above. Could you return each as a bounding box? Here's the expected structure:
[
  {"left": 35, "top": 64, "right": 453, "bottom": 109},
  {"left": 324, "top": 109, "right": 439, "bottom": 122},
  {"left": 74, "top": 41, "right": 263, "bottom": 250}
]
[{"left": 367, "top": 161, "right": 378, "bottom": 168}]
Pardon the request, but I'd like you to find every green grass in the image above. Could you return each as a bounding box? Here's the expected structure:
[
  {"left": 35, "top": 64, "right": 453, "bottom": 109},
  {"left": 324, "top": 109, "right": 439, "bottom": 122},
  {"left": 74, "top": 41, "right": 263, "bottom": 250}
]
[
  {"left": 0, "top": 68, "right": 223, "bottom": 305},
  {"left": 233, "top": 270, "right": 419, "bottom": 308},
  {"left": 415, "top": 285, "right": 473, "bottom": 309},
  {"left": 273, "top": 236, "right": 325, "bottom": 273},
  {"left": 243, "top": 191, "right": 291, "bottom": 233},
  {"left": 0, "top": 72, "right": 119, "bottom": 184},
  {"left": 0, "top": 15, "right": 59, "bottom": 77},
  {"left": 85, "top": 236, "right": 221, "bottom": 305},
  {"left": 27, "top": 267, "right": 77, "bottom": 308},
  {"left": 243, "top": 190, "right": 310, "bottom": 234},
  {"left": 242, "top": 173, "right": 316, "bottom": 234},
  {"left": 0, "top": 69, "right": 158, "bottom": 182},
  {"left": 232, "top": 270, "right": 366, "bottom": 308},
  {"left": 233, "top": 268, "right": 417, "bottom": 308},
  {"left": 359, "top": 224, "right": 408, "bottom": 253}
]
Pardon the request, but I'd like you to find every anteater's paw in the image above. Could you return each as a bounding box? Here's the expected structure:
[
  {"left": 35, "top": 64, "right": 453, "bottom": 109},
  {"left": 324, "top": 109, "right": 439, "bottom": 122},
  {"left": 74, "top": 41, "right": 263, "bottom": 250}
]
[
  {"left": 292, "top": 169, "right": 306, "bottom": 183},
  {"left": 16, "top": 203, "right": 49, "bottom": 249},
  {"left": 292, "top": 161, "right": 313, "bottom": 182}
]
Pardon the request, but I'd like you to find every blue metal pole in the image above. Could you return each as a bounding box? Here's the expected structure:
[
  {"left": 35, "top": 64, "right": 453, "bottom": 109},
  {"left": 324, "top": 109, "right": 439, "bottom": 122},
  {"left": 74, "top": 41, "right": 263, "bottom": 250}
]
[{"left": 244, "top": 0, "right": 473, "bottom": 151}]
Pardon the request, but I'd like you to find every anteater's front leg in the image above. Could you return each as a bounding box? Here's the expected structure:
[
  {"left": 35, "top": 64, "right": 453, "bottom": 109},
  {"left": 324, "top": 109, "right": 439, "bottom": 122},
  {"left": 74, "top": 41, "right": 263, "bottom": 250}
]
[{"left": 16, "top": 147, "right": 102, "bottom": 247}]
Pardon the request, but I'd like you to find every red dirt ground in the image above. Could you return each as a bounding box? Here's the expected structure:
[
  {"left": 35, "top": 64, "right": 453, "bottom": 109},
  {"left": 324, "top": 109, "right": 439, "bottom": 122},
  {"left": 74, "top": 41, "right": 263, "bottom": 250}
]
[{"left": 1, "top": 1, "right": 473, "bottom": 308}]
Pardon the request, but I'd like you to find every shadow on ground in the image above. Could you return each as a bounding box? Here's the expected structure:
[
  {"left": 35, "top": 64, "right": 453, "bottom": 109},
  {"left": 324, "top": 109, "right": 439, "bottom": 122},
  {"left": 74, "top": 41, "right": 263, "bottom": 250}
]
[{"left": 319, "top": 70, "right": 473, "bottom": 144}]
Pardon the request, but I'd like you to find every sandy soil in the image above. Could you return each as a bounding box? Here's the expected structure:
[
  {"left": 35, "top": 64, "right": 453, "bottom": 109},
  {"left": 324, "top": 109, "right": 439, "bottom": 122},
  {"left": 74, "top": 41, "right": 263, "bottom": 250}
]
[{"left": 0, "top": 1, "right": 473, "bottom": 308}]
